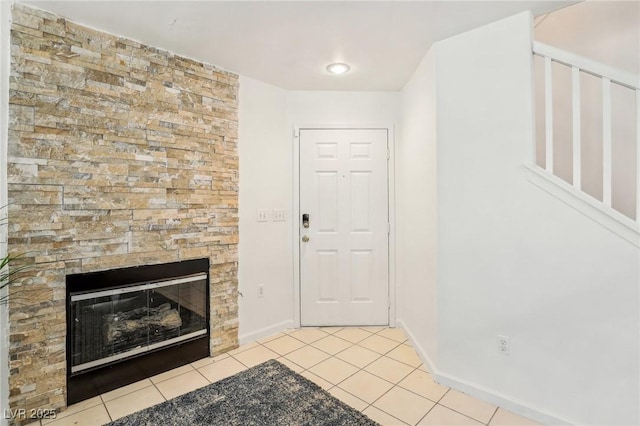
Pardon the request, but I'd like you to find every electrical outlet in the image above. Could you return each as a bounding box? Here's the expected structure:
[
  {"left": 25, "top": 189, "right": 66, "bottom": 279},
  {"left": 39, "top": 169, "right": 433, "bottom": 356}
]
[
  {"left": 256, "top": 209, "right": 269, "bottom": 222},
  {"left": 497, "top": 335, "right": 510, "bottom": 355},
  {"left": 273, "top": 209, "right": 287, "bottom": 222},
  {"left": 257, "top": 284, "right": 264, "bottom": 298}
]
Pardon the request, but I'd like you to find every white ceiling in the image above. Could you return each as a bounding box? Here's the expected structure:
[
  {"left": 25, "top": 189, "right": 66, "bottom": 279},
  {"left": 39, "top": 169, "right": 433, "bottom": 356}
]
[{"left": 22, "top": 1, "right": 578, "bottom": 91}]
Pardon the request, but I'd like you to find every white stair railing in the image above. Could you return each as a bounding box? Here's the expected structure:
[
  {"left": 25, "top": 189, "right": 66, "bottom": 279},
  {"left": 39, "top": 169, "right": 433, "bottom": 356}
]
[{"left": 532, "top": 41, "right": 640, "bottom": 233}]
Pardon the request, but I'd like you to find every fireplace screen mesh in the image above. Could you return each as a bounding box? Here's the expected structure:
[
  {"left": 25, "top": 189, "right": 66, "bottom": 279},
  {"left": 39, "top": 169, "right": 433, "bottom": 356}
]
[{"left": 70, "top": 274, "right": 207, "bottom": 373}]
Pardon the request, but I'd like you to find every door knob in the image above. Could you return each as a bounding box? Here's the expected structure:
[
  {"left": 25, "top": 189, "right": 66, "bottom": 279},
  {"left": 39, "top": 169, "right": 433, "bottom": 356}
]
[{"left": 301, "top": 235, "right": 310, "bottom": 242}]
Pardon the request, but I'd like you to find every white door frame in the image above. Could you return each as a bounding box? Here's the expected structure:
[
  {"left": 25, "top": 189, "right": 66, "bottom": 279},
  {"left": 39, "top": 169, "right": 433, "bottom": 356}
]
[{"left": 292, "top": 123, "right": 396, "bottom": 328}]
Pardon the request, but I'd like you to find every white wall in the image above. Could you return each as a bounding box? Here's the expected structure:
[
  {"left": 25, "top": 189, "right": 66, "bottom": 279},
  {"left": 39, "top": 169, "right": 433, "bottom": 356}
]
[
  {"left": 237, "top": 76, "right": 293, "bottom": 343},
  {"left": 0, "top": 2, "right": 10, "bottom": 424},
  {"left": 534, "top": 1, "right": 639, "bottom": 219},
  {"left": 238, "top": 83, "right": 401, "bottom": 342},
  {"left": 287, "top": 90, "right": 401, "bottom": 326},
  {"left": 435, "top": 11, "right": 639, "bottom": 425},
  {"left": 286, "top": 91, "right": 400, "bottom": 126},
  {"left": 396, "top": 48, "right": 438, "bottom": 369},
  {"left": 535, "top": 1, "right": 639, "bottom": 75}
]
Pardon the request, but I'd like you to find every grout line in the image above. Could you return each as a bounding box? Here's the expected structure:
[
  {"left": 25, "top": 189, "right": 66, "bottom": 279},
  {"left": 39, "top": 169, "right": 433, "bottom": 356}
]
[
  {"left": 318, "top": 360, "right": 367, "bottom": 388},
  {"left": 378, "top": 358, "right": 419, "bottom": 382},
  {"left": 336, "top": 356, "right": 382, "bottom": 373},
  {"left": 445, "top": 403, "right": 492, "bottom": 425},
  {"left": 364, "top": 383, "right": 398, "bottom": 411},
  {"left": 379, "top": 363, "right": 421, "bottom": 391},
  {"left": 150, "top": 379, "right": 167, "bottom": 403},
  {"left": 436, "top": 392, "right": 496, "bottom": 426},
  {"left": 227, "top": 340, "right": 261, "bottom": 356},
  {"left": 364, "top": 369, "right": 437, "bottom": 424},
  {"left": 45, "top": 397, "right": 106, "bottom": 425},
  {"left": 287, "top": 329, "right": 340, "bottom": 346},
  {"left": 286, "top": 352, "right": 331, "bottom": 371},
  {"left": 369, "top": 339, "right": 404, "bottom": 354},
  {"left": 395, "top": 382, "right": 446, "bottom": 404},
  {"left": 103, "top": 400, "right": 115, "bottom": 423},
  {"left": 295, "top": 341, "right": 387, "bottom": 402},
  {"left": 365, "top": 402, "right": 411, "bottom": 426},
  {"left": 308, "top": 338, "right": 359, "bottom": 356},
  {"left": 263, "top": 344, "right": 308, "bottom": 358},
  {"left": 326, "top": 383, "right": 369, "bottom": 407},
  {"left": 382, "top": 351, "right": 421, "bottom": 370},
  {"left": 99, "top": 379, "right": 156, "bottom": 404},
  {"left": 230, "top": 354, "right": 252, "bottom": 369},
  {"left": 486, "top": 406, "right": 500, "bottom": 425},
  {"left": 256, "top": 332, "right": 287, "bottom": 345},
  {"left": 194, "top": 365, "right": 214, "bottom": 384},
  {"left": 425, "top": 401, "right": 494, "bottom": 426},
  {"left": 437, "top": 388, "right": 451, "bottom": 403},
  {"left": 105, "top": 401, "right": 113, "bottom": 423},
  {"left": 342, "top": 360, "right": 448, "bottom": 424},
  {"left": 149, "top": 364, "right": 196, "bottom": 385},
  {"left": 415, "top": 401, "right": 438, "bottom": 425}
]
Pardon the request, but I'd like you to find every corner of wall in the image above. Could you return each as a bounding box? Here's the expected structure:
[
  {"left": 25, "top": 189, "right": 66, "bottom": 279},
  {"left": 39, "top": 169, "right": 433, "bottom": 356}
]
[
  {"left": 237, "top": 76, "right": 294, "bottom": 343},
  {"left": 396, "top": 40, "right": 439, "bottom": 370},
  {"left": 395, "top": 320, "right": 437, "bottom": 374}
]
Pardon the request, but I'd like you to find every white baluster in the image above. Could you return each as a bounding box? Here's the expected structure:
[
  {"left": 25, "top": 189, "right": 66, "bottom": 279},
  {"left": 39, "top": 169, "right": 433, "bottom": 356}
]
[
  {"left": 545, "top": 57, "right": 553, "bottom": 173},
  {"left": 572, "top": 67, "right": 581, "bottom": 190},
  {"left": 636, "top": 89, "right": 640, "bottom": 224},
  {"left": 602, "top": 78, "right": 612, "bottom": 207}
]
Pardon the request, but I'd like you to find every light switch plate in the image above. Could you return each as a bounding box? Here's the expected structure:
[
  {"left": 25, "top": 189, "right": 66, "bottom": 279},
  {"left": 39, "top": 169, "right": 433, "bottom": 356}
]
[
  {"left": 257, "top": 209, "right": 269, "bottom": 222},
  {"left": 273, "top": 209, "right": 287, "bottom": 222}
]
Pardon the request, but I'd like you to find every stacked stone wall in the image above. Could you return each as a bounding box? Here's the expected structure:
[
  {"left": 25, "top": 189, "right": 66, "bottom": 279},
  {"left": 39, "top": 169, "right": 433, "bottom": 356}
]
[{"left": 7, "top": 4, "right": 239, "bottom": 415}]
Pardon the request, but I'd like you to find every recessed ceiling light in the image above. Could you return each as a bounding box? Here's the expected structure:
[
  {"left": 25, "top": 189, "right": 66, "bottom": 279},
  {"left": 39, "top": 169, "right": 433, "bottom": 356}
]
[{"left": 326, "top": 63, "right": 351, "bottom": 75}]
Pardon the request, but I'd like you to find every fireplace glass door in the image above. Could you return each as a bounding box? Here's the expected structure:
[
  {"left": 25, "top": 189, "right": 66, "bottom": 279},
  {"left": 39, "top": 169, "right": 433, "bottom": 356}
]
[{"left": 69, "top": 273, "right": 207, "bottom": 373}]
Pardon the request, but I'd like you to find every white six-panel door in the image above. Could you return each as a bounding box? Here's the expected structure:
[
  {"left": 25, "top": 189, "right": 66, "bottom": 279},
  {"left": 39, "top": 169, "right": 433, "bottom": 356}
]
[{"left": 299, "top": 129, "right": 389, "bottom": 326}]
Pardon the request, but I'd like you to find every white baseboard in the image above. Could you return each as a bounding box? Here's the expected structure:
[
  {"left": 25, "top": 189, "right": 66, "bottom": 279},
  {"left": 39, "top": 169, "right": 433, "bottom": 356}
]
[
  {"left": 395, "top": 319, "right": 437, "bottom": 374},
  {"left": 396, "top": 319, "right": 575, "bottom": 426},
  {"left": 436, "top": 371, "right": 574, "bottom": 425},
  {"left": 238, "top": 320, "right": 294, "bottom": 345}
]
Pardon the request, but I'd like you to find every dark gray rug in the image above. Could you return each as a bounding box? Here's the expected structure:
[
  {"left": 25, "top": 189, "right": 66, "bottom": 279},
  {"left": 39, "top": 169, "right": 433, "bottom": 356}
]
[{"left": 106, "top": 359, "right": 380, "bottom": 426}]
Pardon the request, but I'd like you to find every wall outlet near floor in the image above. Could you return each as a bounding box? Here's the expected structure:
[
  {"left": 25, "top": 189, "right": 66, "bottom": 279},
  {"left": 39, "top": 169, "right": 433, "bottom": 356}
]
[
  {"left": 257, "top": 284, "right": 264, "bottom": 298},
  {"left": 256, "top": 209, "right": 269, "bottom": 222},
  {"left": 497, "top": 335, "right": 510, "bottom": 355},
  {"left": 273, "top": 209, "right": 287, "bottom": 222}
]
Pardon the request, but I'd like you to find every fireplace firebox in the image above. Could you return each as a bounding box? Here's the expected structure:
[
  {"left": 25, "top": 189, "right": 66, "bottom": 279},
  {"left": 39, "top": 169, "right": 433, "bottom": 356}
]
[{"left": 66, "top": 259, "right": 210, "bottom": 405}]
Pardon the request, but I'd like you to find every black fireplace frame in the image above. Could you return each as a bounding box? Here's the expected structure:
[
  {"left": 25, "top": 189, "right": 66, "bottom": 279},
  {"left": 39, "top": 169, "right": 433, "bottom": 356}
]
[{"left": 66, "top": 258, "right": 210, "bottom": 405}]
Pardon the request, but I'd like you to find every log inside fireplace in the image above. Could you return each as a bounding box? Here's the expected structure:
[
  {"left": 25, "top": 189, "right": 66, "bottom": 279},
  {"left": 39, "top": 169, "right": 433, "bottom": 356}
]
[{"left": 66, "top": 259, "right": 210, "bottom": 405}]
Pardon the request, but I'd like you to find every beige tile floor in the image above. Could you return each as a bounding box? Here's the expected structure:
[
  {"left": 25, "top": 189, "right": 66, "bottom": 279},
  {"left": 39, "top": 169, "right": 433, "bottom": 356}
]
[{"left": 40, "top": 327, "right": 543, "bottom": 426}]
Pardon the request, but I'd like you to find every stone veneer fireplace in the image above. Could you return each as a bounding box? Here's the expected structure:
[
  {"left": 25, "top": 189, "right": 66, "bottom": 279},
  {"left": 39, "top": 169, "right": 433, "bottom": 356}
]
[
  {"left": 7, "top": 4, "right": 239, "bottom": 416},
  {"left": 66, "top": 259, "right": 210, "bottom": 405}
]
